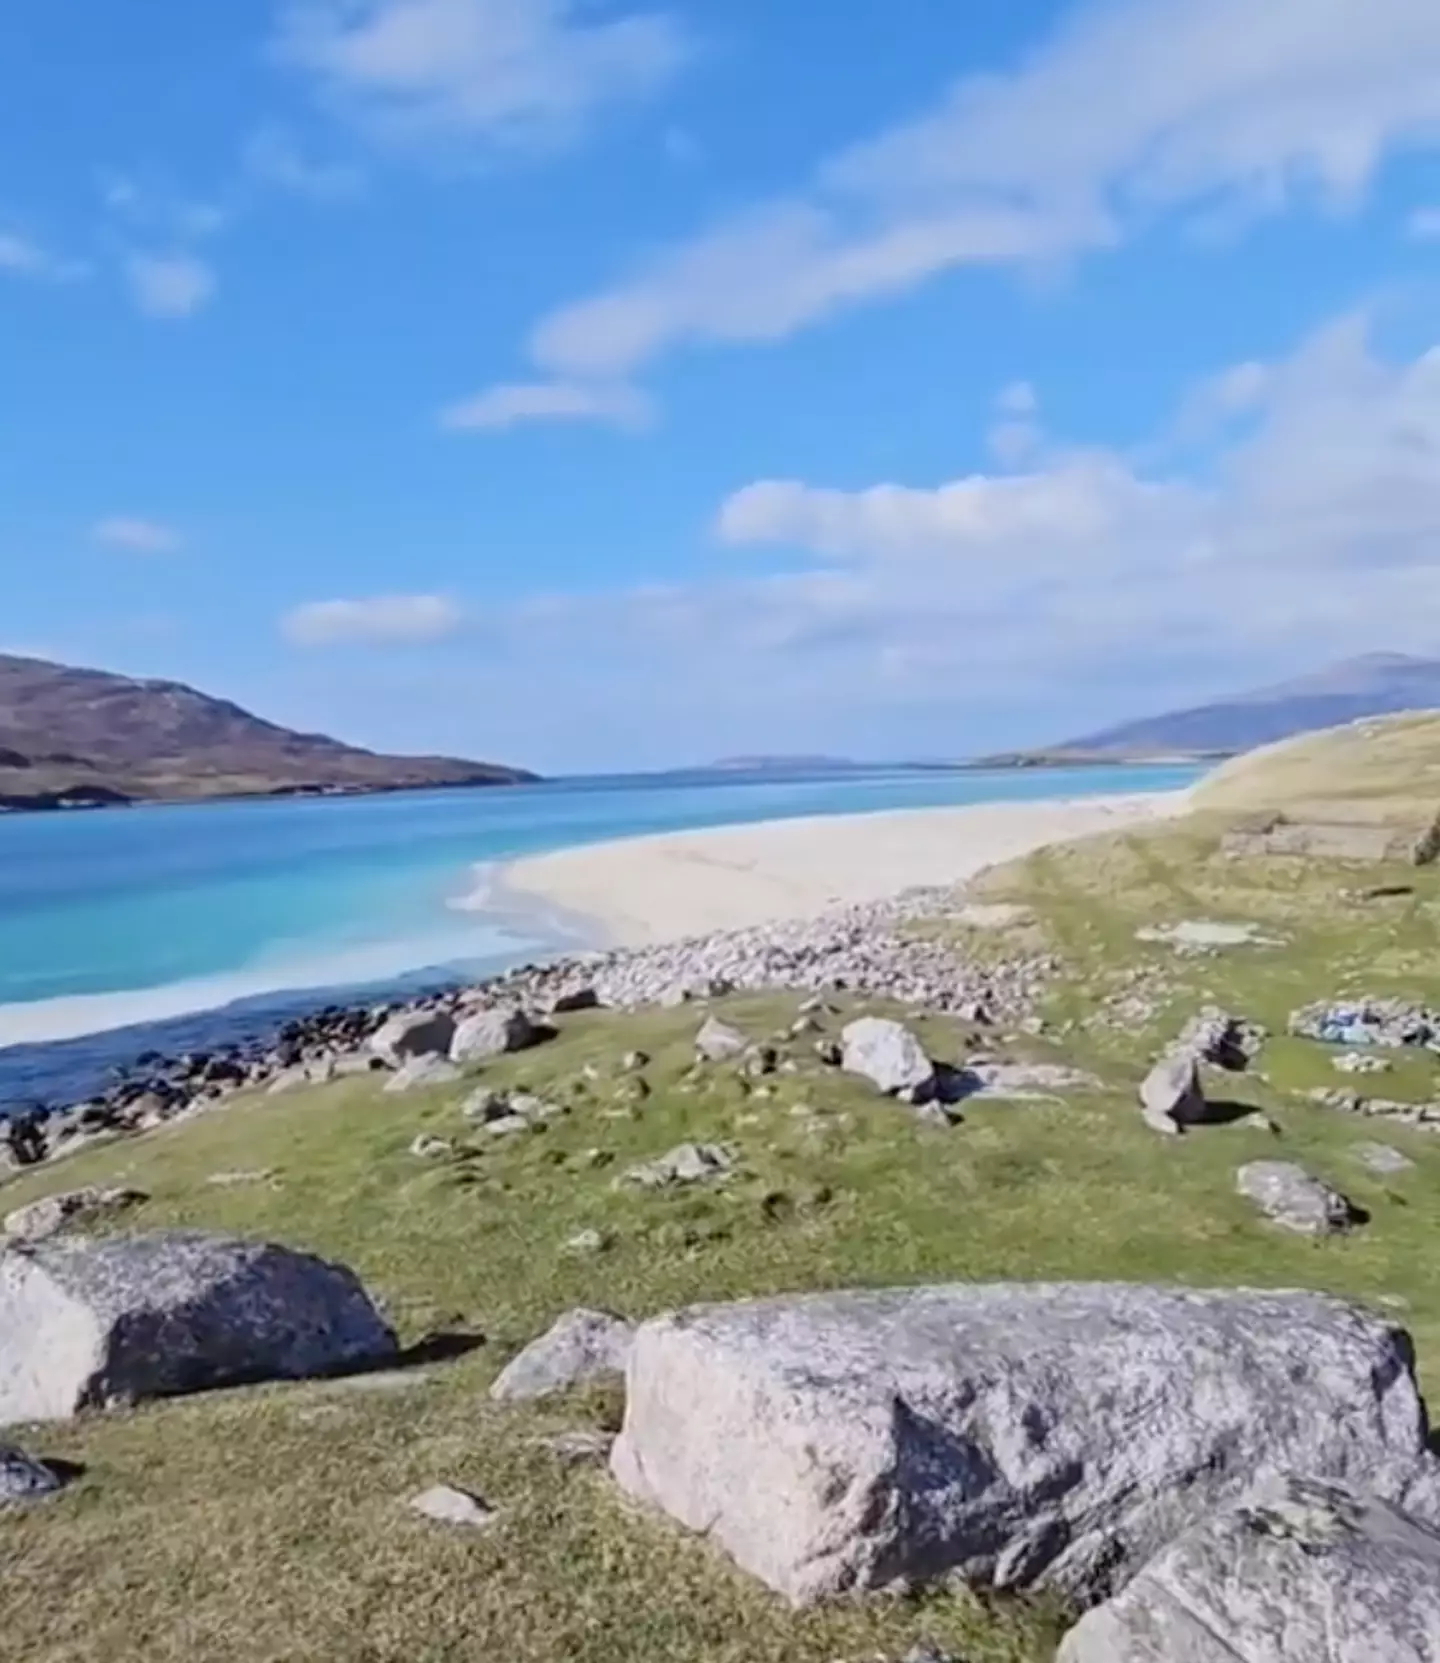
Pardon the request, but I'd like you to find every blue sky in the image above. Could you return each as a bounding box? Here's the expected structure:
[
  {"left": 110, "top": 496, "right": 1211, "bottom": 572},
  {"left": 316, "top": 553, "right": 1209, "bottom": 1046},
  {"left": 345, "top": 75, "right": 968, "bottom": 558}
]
[{"left": 3, "top": 0, "right": 1440, "bottom": 773}]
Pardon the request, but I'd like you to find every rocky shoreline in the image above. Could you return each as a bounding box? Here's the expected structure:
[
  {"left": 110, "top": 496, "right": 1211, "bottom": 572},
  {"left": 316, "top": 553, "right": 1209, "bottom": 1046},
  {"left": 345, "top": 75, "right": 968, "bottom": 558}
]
[{"left": 1, "top": 886, "right": 1057, "bottom": 1174}]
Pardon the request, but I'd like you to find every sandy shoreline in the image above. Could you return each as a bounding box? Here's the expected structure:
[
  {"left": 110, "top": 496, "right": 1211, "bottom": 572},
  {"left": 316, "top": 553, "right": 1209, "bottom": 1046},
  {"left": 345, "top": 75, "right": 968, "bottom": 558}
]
[{"left": 494, "top": 790, "right": 1188, "bottom": 948}]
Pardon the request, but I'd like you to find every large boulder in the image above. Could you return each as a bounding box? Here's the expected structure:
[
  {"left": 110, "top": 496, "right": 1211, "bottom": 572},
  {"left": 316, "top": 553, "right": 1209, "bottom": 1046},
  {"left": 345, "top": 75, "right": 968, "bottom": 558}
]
[
  {"left": 840, "top": 1018, "right": 936, "bottom": 1098},
  {"left": 449, "top": 1007, "right": 540, "bottom": 1065},
  {"left": 489, "top": 1308, "right": 634, "bottom": 1402},
  {"left": 0, "top": 1231, "right": 397, "bottom": 1424},
  {"left": 370, "top": 1008, "right": 456, "bottom": 1068},
  {"left": 610, "top": 1283, "right": 1431, "bottom": 1607},
  {"left": 1057, "top": 1477, "right": 1440, "bottom": 1662},
  {"left": 1138, "top": 1050, "right": 1207, "bottom": 1135},
  {"left": 1237, "top": 1160, "right": 1359, "bottom": 1235},
  {"left": 695, "top": 1017, "right": 748, "bottom": 1062}
]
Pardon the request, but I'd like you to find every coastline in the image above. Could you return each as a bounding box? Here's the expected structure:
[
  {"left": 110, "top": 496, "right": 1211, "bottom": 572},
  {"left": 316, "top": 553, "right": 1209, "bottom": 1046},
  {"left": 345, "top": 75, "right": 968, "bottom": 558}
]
[{"left": 492, "top": 789, "right": 1188, "bottom": 949}]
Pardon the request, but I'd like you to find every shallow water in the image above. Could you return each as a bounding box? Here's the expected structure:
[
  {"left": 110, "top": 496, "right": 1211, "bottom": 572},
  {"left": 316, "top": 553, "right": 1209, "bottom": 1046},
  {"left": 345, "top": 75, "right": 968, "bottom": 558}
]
[{"left": 0, "top": 763, "right": 1198, "bottom": 1107}]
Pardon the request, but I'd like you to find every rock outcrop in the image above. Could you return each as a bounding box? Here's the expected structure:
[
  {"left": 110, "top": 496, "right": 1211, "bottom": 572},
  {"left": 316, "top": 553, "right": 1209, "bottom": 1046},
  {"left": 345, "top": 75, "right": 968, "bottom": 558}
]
[
  {"left": 1236, "top": 1160, "right": 1359, "bottom": 1234},
  {"left": 840, "top": 1018, "right": 935, "bottom": 1098},
  {"left": 610, "top": 1282, "right": 1432, "bottom": 1606},
  {"left": 489, "top": 1308, "right": 634, "bottom": 1402},
  {"left": 1057, "top": 1477, "right": 1440, "bottom": 1662},
  {"left": 0, "top": 1231, "right": 396, "bottom": 1424}
]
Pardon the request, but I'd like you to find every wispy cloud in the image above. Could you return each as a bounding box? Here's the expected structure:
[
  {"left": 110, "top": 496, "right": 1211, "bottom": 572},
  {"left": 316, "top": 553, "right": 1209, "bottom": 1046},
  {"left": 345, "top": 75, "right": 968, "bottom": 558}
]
[
  {"left": 124, "top": 253, "right": 217, "bottom": 319},
  {"left": 441, "top": 377, "right": 651, "bottom": 430},
  {"left": 473, "top": 0, "right": 1440, "bottom": 400},
  {"left": 242, "top": 126, "right": 366, "bottom": 201},
  {"left": 92, "top": 517, "right": 184, "bottom": 554},
  {"left": 281, "top": 594, "right": 467, "bottom": 646},
  {"left": 0, "top": 231, "right": 87, "bottom": 283},
  {"left": 275, "top": 0, "right": 692, "bottom": 153}
]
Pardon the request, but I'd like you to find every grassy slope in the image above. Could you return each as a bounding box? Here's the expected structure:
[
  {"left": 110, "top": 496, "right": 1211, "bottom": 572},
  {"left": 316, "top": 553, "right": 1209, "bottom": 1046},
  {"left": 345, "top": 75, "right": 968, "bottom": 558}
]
[{"left": 6, "top": 744, "right": 1440, "bottom": 1658}]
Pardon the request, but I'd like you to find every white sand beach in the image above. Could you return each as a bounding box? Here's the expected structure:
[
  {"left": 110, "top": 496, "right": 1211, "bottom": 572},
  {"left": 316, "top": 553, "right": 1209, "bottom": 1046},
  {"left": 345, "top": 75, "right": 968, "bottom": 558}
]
[{"left": 497, "top": 790, "right": 1187, "bottom": 947}]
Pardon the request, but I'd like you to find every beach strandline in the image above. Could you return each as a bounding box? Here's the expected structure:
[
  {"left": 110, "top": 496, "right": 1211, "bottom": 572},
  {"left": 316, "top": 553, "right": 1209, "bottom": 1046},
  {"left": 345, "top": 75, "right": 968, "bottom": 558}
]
[{"left": 490, "top": 789, "right": 1190, "bottom": 948}]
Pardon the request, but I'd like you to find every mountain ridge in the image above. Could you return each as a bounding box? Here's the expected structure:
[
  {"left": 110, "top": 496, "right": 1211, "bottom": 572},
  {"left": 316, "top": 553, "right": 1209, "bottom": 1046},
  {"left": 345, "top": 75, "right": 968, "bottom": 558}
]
[{"left": 0, "top": 653, "right": 534, "bottom": 812}]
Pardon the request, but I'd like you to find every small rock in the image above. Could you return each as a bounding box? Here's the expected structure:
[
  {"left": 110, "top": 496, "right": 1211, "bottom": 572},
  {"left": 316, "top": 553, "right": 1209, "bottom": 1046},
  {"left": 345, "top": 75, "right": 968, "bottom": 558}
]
[
  {"left": 450, "top": 1007, "right": 540, "bottom": 1065},
  {"left": 542, "top": 1429, "right": 615, "bottom": 1466},
  {"left": 620, "top": 1050, "right": 650, "bottom": 1072},
  {"left": 489, "top": 1308, "right": 635, "bottom": 1402},
  {"left": 563, "top": 1228, "right": 611, "bottom": 1256},
  {"left": 483, "top": 1114, "right": 531, "bottom": 1138},
  {"left": 696, "top": 1017, "right": 747, "bottom": 1062},
  {"left": 1139, "top": 1050, "right": 1207, "bottom": 1136},
  {"left": 0, "top": 1446, "right": 66, "bottom": 1506},
  {"left": 383, "top": 1056, "right": 462, "bottom": 1094},
  {"left": 1236, "top": 1161, "right": 1359, "bottom": 1235},
  {"left": 840, "top": 1017, "right": 936, "bottom": 1098},
  {"left": 1235, "top": 1112, "right": 1281, "bottom": 1136},
  {"left": 409, "top": 1485, "right": 495, "bottom": 1529},
  {"left": 1179, "top": 1006, "right": 1265, "bottom": 1071},
  {"left": 461, "top": 1088, "right": 511, "bottom": 1124},
  {"left": 1354, "top": 1142, "right": 1416, "bottom": 1176},
  {"left": 1334, "top": 1052, "right": 1393, "bottom": 1075},
  {"left": 3, "top": 1186, "right": 148, "bottom": 1245},
  {"left": 409, "top": 1134, "right": 452, "bottom": 1159},
  {"left": 620, "top": 1143, "right": 734, "bottom": 1190},
  {"left": 206, "top": 1169, "right": 275, "bottom": 1188}
]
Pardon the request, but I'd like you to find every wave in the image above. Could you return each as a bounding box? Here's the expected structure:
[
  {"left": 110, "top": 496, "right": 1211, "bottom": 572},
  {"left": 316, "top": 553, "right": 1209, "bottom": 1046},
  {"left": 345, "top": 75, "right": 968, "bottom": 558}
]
[{"left": 0, "top": 918, "right": 541, "bottom": 1050}]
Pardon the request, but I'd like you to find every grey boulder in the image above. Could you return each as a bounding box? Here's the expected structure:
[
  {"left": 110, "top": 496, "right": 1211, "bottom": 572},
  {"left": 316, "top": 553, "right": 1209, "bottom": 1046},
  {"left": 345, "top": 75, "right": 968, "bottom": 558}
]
[
  {"left": 0, "top": 1230, "right": 397, "bottom": 1424},
  {"left": 695, "top": 1017, "right": 748, "bottom": 1062},
  {"left": 1058, "top": 1477, "right": 1440, "bottom": 1662},
  {"left": 369, "top": 1008, "right": 456, "bottom": 1068},
  {"left": 450, "top": 1007, "right": 540, "bottom": 1064},
  {"left": 490, "top": 1308, "right": 634, "bottom": 1402},
  {"left": 1, "top": 1445, "right": 65, "bottom": 1505},
  {"left": 383, "top": 1056, "right": 462, "bottom": 1094},
  {"left": 4, "top": 1186, "right": 148, "bottom": 1245},
  {"left": 840, "top": 1018, "right": 936, "bottom": 1098},
  {"left": 1354, "top": 1142, "right": 1416, "bottom": 1176},
  {"left": 1139, "top": 1050, "right": 1207, "bottom": 1135},
  {"left": 619, "top": 1143, "right": 734, "bottom": 1190},
  {"left": 1237, "top": 1160, "right": 1359, "bottom": 1234},
  {"left": 610, "top": 1282, "right": 1430, "bottom": 1606}
]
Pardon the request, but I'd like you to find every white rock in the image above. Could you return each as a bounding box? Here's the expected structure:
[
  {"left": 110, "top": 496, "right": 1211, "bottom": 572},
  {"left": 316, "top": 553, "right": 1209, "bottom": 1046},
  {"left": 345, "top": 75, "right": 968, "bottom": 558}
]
[
  {"left": 3, "top": 1186, "right": 147, "bottom": 1245},
  {"left": 0, "top": 1231, "right": 397, "bottom": 1424},
  {"left": 1058, "top": 1477, "right": 1440, "bottom": 1662},
  {"left": 840, "top": 1018, "right": 935, "bottom": 1098},
  {"left": 409, "top": 1134, "right": 452, "bottom": 1159},
  {"left": 619, "top": 1143, "right": 734, "bottom": 1190},
  {"left": 1139, "top": 1050, "right": 1207, "bottom": 1135},
  {"left": 1236, "top": 1161, "right": 1358, "bottom": 1235},
  {"left": 490, "top": 1309, "right": 635, "bottom": 1402},
  {"left": 383, "top": 1056, "right": 462, "bottom": 1094},
  {"left": 369, "top": 1009, "right": 456, "bottom": 1068},
  {"left": 449, "top": 1007, "right": 539, "bottom": 1065},
  {"left": 409, "top": 1485, "right": 495, "bottom": 1529},
  {"left": 610, "top": 1282, "right": 1431, "bottom": 1606},
  {"left": 1354, "top": 1142, "right": 1416, "bottom": 1176},
  {"left": 695, "top": 1017, "right": 747, "bottom": 1062}
]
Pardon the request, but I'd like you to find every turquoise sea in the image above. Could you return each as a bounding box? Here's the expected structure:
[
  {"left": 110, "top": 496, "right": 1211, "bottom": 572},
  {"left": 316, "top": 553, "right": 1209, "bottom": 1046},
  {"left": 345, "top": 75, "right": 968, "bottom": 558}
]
[{"left": 0, "top": 763, "right": 1199, "bottom": 1108}]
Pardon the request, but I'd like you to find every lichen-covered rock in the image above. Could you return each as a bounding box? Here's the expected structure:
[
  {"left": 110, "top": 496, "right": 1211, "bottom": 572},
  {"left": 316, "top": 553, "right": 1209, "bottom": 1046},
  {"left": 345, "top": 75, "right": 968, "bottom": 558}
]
[
  {"left": 0, "top": 1231, "right": 397, "bottom": 1424},
  {"left": 0, "top": 1446, "right": 65, "bottom": 1505},
  {"left": 619, "top": 1143, "right": 734, "bottom": 1190},
  {"left": 1057, "top": 1477, "right": 1440, "bottom": 1662},
  {"left": 611, "top": 1283, "right": 1431, "bottom": 1606},
  {"left": 695, "top": 1017, "right": 747, "bottom": 1062},
  {"left": 369, "top": 1008, "right": 456, "bottom": 1068},
  {"left": 449, "top": 1007, "right": 539, "bottom": 1064},
  {"left": 4, "top": 1186, "right": 147, "bottom": 1245},
  {"left": 840, "top": 1018, "right": 935, "bottom": 1098},
  {"left": 1139, "top": 1050, "right": 1207, "bottom": 1135},
  {"left": 1237, "top": 1160, "right": 1359, "bottom": 1234},
  {"left": 490, "top": 1308, "right": 634, "bottom": 1402}
]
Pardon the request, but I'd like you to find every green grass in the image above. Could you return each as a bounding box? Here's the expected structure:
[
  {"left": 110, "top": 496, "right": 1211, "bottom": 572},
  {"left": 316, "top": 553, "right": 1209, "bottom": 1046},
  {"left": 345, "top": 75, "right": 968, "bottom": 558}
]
[{"left": 5, "top": 822, "right": 1440, "bottom": 1661}]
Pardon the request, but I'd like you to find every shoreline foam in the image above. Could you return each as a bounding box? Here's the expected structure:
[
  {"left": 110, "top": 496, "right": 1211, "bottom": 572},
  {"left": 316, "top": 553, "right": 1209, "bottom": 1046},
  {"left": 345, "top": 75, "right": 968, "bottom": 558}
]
[{"left": 492, "top": 790, "right": 1187, "bottom": 949}]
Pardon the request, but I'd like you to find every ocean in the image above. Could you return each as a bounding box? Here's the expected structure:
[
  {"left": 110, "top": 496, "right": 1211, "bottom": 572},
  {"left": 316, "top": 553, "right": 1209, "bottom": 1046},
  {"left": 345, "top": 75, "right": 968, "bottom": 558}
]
[{"left": 0, "top": 763, "right": 1199, "bottom": 1109}]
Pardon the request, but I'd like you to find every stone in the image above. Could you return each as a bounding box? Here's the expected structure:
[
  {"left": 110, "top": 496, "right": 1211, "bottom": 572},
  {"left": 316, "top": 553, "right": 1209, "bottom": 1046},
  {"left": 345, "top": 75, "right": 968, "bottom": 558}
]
[
  {"left": 549, "top": 987, "right": 599, "bottom": 1014},
  {"left": 1237, "top": 1160, "right": 1359, "bottom": 1235},
  {"left": 695, "top": 1017, "right": 748, "bottom": 1062},
  {"left": 409, "top": 1485, "right": 495, "bottom": 1529},
  {"left": 543, "top": 1429, "right": 615, "bottom": 1466},
  {"left": 3, "top": 1186, "right": 148, "bottom": 1245},
  {"left": 1335, "top": 1051, "right": 1393, "bottom": 1074},
  {"left": 840, "top": 1018, "right": 936, "bottom": 1098},
  {"left": 0, "top": 1230, "right": 397, "bottom": 1423},
  {"left": 1139, "top": 1050, "right": 1207, "bottom": 1135},
  {"left": 0, "top": 1445, "right": 65, "bottom": 1506},
  {"left": 1354, "top": 1142, "right": 1417, "bottom": 1176},
  {"left": 958, "top": 1062, "right": 1101, "bottom": 1101},
  {"left": 619, "top": 1143, "right": 735, "bottom": 1190},
  {"left": 450, "top": 1007, "right": 540, "bottom": 1064},
  {"left": 461, "top": 1088, "right": 510, "bottom": 1124},
  {"left": 1178, "top": 1006, "right": 1264, "bottom": 1071},
  {"left": 563, "top": 1228, "right": 611, "bottom": 1256},
  {"left": 206, "top": 1170, "right": 275, "bottom": 1188},
  {"left": 369, "top": 1008, "right": 456, "bottom": 1068},
  {"left": 483, "top": 1114, "right": 531, "bottom": 1138},
  {"left": 383, "top": 1056, "right": 462, "bottom": 1094},
  {"left": 1057, "top": 1477, "right": 1440, "bottom": 1662},
  {"left": 620, "top": 1050, "right": 650, "bottom": 1072},
  {"left": 409, "top": 1134, "right": 452, "bottom": 1159},
  {"left": 489, "top": 1309, "right": 635, "bottom": 1402},
  {"left": 610, "top": 1282, "right": 1431, "bottom": 1606}
]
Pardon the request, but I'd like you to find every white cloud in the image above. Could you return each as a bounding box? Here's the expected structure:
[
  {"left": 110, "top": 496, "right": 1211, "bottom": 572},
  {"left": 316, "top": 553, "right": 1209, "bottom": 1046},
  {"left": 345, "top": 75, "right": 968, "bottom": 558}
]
[
  {"left": 493, "top": 0, "right": 1440, "bottom": 385},
  {"left": 0, "top": 232, "right": 86, "bottom": 282},
  {"left": 93, "top": 518, "right": 183, "bottom": 554},
  {"left": 440, "top": 377, "right": 651, "bottom": 430},
  {"left": 275, "top": 0, "right": 691, "bottom": 151},
  {"left": 124, "top": 253, "right": 217, "bottom": 319},
  {"left": 996, "top": 381, "right": 1038, "bottom": 417},
  {"left": 243, "top": 127, "right": 365, "bottom": 200},
  {"left": 282, "top": 594, "right": 467, "bottom": 646}
]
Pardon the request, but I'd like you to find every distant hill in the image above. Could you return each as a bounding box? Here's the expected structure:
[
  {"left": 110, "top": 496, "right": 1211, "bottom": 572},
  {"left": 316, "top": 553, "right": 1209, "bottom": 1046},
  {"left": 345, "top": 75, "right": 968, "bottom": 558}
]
[
  {"left": 0, "top": 653, "right": 535, "bottom": 812},
  {"left": 1051, "top": 654, "right": 1440, "bottom": 759}
]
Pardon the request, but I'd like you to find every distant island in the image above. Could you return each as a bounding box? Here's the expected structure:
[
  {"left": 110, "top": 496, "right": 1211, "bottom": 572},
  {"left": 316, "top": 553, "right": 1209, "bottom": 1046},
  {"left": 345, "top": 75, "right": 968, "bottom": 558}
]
[{"left": 0, "top": 653, "right": 535, "bottom": 813}]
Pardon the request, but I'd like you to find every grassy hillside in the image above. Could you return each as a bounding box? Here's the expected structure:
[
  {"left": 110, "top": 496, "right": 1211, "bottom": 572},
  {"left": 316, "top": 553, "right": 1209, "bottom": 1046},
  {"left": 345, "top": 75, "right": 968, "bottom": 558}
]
[{"left": 5, "top": 777, "right": 1440, "bottom": 1659}]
